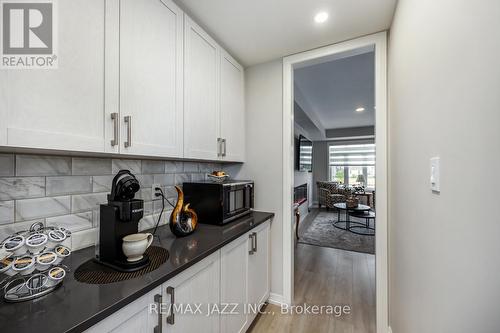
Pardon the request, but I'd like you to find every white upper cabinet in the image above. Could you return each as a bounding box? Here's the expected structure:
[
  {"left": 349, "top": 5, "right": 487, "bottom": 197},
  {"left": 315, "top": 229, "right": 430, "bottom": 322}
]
[
  {"left": 0, "top": 1, "right": 245, "bottom": 162},
  {"left": 220, "top": 50, "right": 245, "bottom": 162},
  {"left": 0, "top": 0, "right": 106, "bottom": 152},
  {"left": 183, "top": 15, "right": 220, "bottom": 160},
  {"left": 117, "top": 0, "right": 184, "bottom": 157}
]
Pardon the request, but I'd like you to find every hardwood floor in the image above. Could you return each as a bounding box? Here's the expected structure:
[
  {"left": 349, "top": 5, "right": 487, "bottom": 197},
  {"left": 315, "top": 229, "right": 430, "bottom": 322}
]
[{"left": 249, "top": 209, "right": 376, "bottom": 333}]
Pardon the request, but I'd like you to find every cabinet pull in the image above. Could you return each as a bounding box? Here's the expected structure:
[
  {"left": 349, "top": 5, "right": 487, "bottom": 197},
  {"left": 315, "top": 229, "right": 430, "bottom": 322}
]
[
  {"left": 154, "top": 294, "right": 162, "bottom": 333},
  {"left": 166, "top": 286, "right": 175, "bottom": 325},
  {"left": 124, "top": 116, "right": 132, "bottom": 148},
  {"left": 217, "top": 138, "right": 222, "bottom": 157},
  {"left": 222, "top": 138, "right": 227, "bottom": 157},
  {"left": 110, "top": 113, "right": 119, "bottom": 147},
  {"left": 254, "top": 232, "right": 258, "bottom": 253},
  {"left": 249, "top": 233, "right": 256, "bottom": 255}
]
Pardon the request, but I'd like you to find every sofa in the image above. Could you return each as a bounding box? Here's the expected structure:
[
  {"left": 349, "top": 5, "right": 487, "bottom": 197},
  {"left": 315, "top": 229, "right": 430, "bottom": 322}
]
[{"left": 317, "top": 181, "right": 352, "bottom": 210}]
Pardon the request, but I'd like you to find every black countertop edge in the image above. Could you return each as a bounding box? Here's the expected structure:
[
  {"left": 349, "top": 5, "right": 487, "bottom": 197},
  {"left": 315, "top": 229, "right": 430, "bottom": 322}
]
[{"left": 0, "top": 211, "right": 274, "bottom": 333}]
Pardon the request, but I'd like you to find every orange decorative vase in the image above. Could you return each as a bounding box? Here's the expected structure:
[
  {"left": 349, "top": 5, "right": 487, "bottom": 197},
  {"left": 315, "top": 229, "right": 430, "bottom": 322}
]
[{"left": 169, "top": 186, "right": 198, "bottom": 237}]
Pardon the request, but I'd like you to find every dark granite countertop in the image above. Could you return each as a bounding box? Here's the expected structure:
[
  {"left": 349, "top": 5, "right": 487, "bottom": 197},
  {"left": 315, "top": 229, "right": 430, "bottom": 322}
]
[{"left": 0, "top": 211, "right": 274, "bottom": 333}]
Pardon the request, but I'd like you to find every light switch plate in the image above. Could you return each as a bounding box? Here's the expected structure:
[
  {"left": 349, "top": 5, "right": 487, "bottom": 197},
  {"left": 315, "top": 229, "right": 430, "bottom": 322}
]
[{"left": 430, "top": 157, "right": 440, "bottom": 192}]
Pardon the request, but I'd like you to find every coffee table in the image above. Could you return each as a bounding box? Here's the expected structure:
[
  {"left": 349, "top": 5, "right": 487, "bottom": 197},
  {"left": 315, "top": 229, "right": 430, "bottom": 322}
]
[
  {"left": 348, "top": 211, "right": 375, "bottom": 236},
  {"left": 332, "top": 203, "right": 371, "bottom": 231}
]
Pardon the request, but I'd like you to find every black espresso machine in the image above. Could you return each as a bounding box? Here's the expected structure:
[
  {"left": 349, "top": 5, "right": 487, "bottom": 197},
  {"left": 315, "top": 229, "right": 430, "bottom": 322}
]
[{"left": 94, "top": 170, "right": 149, "bottom": 272}]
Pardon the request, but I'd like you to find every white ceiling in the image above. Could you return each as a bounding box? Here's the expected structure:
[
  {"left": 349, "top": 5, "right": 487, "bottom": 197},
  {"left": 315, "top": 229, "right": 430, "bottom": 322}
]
[
  {"left": 294, "top": 50, "right": 375, "bottom": 130},
  {"left": 174, "top": 0, "right": 397, "bottom": 67}
]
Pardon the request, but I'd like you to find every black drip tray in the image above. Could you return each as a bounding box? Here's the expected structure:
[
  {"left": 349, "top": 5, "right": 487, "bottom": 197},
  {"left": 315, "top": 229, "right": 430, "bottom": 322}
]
[{"left": 74, "top": 246, "right": 169, "bottom": 284}]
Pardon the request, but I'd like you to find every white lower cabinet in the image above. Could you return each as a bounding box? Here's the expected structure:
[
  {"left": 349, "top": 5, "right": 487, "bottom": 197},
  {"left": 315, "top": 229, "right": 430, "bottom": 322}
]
[
  {"left": 162, "top": 252, "right": 220, "bottom": 333},
  {"left": 220, "top": 234, "right": 249, "bottom": 333},
  {"left": 247, "top": 221, "right": 271, "bottom": 317},
  {"left": 88, "top": 221, "right": 270, "bottom": 333},
  {"left": 85, "top": 286, "right": 162, "bottom": 333}
]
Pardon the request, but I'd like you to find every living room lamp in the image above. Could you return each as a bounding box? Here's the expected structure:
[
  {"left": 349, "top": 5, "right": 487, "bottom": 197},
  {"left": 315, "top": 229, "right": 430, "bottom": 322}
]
[{"left": 356, "top": 174, "right": 366, "bottom": 186}]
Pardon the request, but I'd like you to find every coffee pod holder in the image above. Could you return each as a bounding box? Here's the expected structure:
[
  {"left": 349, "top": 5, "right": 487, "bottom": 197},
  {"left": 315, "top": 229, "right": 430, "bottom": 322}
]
[{"left": 0, "top": 222, "right": 72, "bottom": 303}]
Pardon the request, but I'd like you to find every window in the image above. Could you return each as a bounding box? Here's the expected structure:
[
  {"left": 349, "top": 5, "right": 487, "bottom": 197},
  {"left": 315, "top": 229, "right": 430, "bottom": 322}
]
[{"left": 328, "top": 143, "right": 375, "bottom": 188}]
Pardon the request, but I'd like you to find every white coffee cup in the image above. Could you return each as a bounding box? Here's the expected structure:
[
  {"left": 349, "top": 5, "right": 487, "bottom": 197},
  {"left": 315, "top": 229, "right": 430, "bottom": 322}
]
[{"left": 122, "top": 233, "right": 154, "bottom": 262}]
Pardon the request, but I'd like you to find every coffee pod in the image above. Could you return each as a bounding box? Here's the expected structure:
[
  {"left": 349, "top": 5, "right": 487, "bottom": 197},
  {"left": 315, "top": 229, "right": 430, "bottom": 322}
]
[
  {"left": 3, "top": 235, "right": 27, "bottom": 256},
  {"left": 26, "top": 273, "right": 48, "bottom": 291},
  {"left": 54, "top": 245, "right": 71, "bottom": 264},
  {"left": 35, "top": 251, "right": 57, "bottom": 271},
  {"left": 26, "top": 233, "right": 48, "bottom": 254},
  {"left": 12, "top": 255, "right": 36, "bottom": 276},
  {"left": 0, "top": 255, "right": 16, "bottom": 276},
  {"left": 47, "top": 229, "right": 67, "bottom": 249},
  {"left": 47, "top": 266, "right": 66, "bottom": 287}
]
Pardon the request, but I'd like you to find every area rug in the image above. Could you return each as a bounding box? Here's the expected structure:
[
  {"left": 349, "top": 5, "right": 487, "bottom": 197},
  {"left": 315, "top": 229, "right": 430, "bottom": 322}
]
[{"left": 298, "top": 210, "right": 375, "bottom": 254}]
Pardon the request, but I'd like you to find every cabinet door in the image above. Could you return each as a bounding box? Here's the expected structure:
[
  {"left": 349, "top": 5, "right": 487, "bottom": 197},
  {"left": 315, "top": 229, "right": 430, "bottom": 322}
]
[
  {"left": 0, "top": 0, "right": 106, "bottom": 152},
  {"left": 220, "top": 50, "right": 245, "bottom": 162},
  {"left": 220, "top": 233, "right": 248, "bottom": 333},
  {"left": 119, "top": 0, "right": 183, "bottom": 157},
  {"left": 247, "top": 221, "right": 270, "bottom": 322},
  {"left": 163, "top": 252, "right": 220, "bottom": 333},
  {"left": 183, "top": 15, "right": 220, "bottom": 160},
  {"left": 85, "top": 286, "right": 162, "bottom": 333}
]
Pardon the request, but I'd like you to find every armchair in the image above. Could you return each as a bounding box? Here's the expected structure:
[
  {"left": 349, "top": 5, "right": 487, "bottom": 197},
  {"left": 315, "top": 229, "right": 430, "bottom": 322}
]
[{"left": 317, "top": 181, "right": 351, "bottom": 210}]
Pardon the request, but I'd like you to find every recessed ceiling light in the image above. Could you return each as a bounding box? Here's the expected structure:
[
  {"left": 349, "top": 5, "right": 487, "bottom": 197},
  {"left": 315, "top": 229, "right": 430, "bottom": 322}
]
[
  {"left": 314, "top": 12, "right": 329, "bottom": 24},
  {"left": 356, "top": 107, "right": 365, "bottom": 112}
]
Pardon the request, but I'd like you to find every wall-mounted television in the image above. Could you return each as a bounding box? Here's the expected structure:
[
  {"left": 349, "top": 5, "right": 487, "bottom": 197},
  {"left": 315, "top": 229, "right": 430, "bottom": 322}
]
[{"left": 296, "top": 135, "right": 313, "bottom": 172}]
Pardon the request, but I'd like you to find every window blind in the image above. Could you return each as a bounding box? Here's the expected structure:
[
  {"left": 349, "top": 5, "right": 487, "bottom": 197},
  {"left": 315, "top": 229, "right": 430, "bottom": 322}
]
[{"left": 329, "top": 144, "right": 375, "bottom": 166}]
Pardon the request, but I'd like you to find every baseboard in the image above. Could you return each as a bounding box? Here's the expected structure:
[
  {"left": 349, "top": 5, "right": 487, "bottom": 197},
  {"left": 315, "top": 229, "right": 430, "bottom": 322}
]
[{"left": 268, "top": 293, "right": 287, "bottom": 306}]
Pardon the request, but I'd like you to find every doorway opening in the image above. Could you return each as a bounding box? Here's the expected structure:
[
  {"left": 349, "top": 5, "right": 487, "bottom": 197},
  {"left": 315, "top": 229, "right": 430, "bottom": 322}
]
[{"left": 283, "top": 32, "right": 388, "bottom": 333}]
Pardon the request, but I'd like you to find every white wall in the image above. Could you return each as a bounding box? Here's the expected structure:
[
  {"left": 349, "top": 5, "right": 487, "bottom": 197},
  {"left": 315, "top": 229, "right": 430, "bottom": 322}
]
[
  {"left": 388, "top": 1, "right": 500, "bottom": 332},
  {"left": 224, "top": 59, "right": 284, "bottom": 299}
]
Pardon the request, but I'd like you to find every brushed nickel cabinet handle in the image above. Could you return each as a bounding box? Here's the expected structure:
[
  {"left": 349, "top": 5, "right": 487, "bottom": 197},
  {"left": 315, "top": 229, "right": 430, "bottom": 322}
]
[
  {"left": 254, "top": 232, "right": 258, "bottom": 252},
  {"left": 166, "top": 286, "right": 175, "bottom": 325},
  {"left": 124, "top": 116, "right": 131, "bottom": 148},
  {"left": 222, "top": 138, "right": 227, "bottom": 157},
  {"left": 217, "top": 138, "right": 222, "bottom": 157},
  {"left": 110, "top": 113, "right": 119, "bottom": 147},
  {"left": 249, "top": 233, "right": 256, "bottom": 255},
  {"left": 154, "top": 294, "right": 162, "bottom": 333}
]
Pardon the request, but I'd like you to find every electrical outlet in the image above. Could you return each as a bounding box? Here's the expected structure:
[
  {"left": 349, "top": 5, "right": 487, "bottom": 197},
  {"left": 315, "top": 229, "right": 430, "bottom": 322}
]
[{"left": 152, "top": 183, "right": 161, "bottom": 199}]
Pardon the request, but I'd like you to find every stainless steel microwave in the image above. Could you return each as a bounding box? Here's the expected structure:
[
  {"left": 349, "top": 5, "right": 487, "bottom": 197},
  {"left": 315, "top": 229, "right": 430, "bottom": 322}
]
[{"left": 183, "top": 180, "right": 254, "bottom": 225}]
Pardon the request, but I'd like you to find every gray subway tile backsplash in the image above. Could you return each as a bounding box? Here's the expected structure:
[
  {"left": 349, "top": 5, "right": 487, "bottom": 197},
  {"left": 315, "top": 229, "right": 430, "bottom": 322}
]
[
  {"left": 183, "top": 162, "right": 199, "bottom": 172},
  {"left": 46, "top": 176, "right": 92, "bottom": 196},
  {"left": 0, "top": 153, "right": 230, "bottom": 250},
  {"left": 46, "top": 211, "right": 93, "bottom": 233},
  {"left": 142, "top": 160, "right": 165, "bottom": 174},
  {"left": 16, "top": 196, "right": 71, "bottom": 221},
  {"left": 165, "top": 161, "right": 183, "bottom": 173},
  {"left": 112, "top": 159, "right": 142, "bottom": 174},
  {"left": 0, "top": 177, "right": 45, "bottom": 200},
  {"left": 71, "top": 192, "right": 108, "bottom": 213},
  {"left": 175, "top": 173, "right": 191, "bottom": 185},
  {"left": 92, "top": 175, "right": 114, "bottom": 193},
  {"left": 153, "top": 174, "right": 175, "bottom": 186},
  {"left": 0, "top": 201, "right": 14, "bottom": 224},
  {"left": 72, "top": 157, "right": 112, "bottom": 175},
  {"left": 0, "top": 154, "right": 15, "bottom": 176},
  {"left": 16, "top": 155, "right": 72, "bottom": 176}
]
